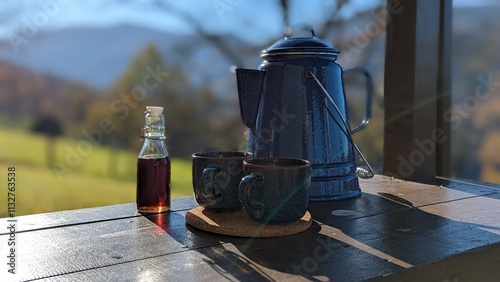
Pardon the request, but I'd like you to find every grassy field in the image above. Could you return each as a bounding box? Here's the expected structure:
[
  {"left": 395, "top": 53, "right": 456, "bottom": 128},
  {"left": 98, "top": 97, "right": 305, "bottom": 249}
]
[{"left": 0, "top": 127, "right": 193, "bottom": 217}]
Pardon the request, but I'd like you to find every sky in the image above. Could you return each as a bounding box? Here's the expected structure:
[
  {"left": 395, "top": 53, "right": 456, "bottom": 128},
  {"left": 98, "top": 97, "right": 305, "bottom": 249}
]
[
  {"left": 0, "top": 0, "right": 497, "bottom": 44},
  {"left": 0, "top": 0, "right": 381, "bottom": 44}
]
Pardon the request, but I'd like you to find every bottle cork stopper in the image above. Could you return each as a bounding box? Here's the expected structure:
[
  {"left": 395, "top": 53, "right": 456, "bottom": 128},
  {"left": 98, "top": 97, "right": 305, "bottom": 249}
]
[{"left": 146, "top": 106, "right": 163, "bottom": 116}]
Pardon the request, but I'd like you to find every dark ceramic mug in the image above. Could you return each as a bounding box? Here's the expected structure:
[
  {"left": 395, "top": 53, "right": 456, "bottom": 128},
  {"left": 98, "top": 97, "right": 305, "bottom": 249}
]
[
  {"left": 192, "top": 151, "right": 252, "bottom": 211},
  {"left": 238, "top": 157, "right": 311, "bottom": 224}
]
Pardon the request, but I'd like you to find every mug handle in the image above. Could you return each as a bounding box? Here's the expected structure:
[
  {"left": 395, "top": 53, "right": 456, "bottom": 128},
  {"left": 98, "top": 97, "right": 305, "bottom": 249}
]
[
  {"left": 238, "top": 173, "right": 265, "bottom": 210},
  {"left": 201, "top": 165, "right": 222, "bottom": 199}
]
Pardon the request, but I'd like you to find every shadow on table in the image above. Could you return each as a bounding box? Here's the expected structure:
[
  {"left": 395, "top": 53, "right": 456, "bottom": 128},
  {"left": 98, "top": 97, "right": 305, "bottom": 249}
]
[
  {"left": 145, "top": 211, "right": 283, "bottom": 281},
  {"left": 212, "top": 192, "right": 497, "bottom": 281},
  {"left": 145, "top": 190, "right": 499, "bottom": 281},
  {"left": 182, "top": 212, "right": 409, "bottom": 281}
]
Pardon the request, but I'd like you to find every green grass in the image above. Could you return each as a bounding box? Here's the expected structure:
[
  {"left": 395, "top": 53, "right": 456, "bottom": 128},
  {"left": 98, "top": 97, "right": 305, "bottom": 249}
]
[{"left": 0, "top": 127, "right": 193, "bottom": 217}]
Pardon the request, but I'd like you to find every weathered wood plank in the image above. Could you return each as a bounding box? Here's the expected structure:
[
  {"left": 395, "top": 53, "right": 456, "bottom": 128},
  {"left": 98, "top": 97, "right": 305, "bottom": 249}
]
[
  {"left": 419, "top": 192, "right": 500, "bottom": 233},
  {"left": 369, "top": 243, "right": 500, "bottom": 282},
  {"left": 31, "top": 193, "right": 500, "bottom": 281},
  {"left": 0, "top": 197, "right": 197, "bottom": 235},
  {"left": 4, "top": 175, "right": 496, "bottom": 237},
  {"left": 328, "top": 194, "right": 500, "bottom": 265},
  {"left": 360, "top": 175, "right": 499, "bottom": 207},
  {"left": 0, "top": 209, "right": 219, "bottom": 281},
  {"left": 1, "top": 179, "right": 498, "bottom": 281},
  {"left": 30, "top": 222, "right": 403, "bottom": 281}
]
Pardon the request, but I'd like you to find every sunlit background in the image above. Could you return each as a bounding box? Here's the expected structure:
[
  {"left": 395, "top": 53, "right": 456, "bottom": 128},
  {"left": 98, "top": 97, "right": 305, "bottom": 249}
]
[{"left": 0, "top": 0, "right": 499, "bottom": 216}]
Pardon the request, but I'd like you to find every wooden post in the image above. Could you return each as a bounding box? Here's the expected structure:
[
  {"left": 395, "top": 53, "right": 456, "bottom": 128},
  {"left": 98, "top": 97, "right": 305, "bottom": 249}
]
[
  {"left": 383, "top": 0, "right": 451, "bottom": 180},
  {"left": 436, "top": 0, "right": 452, "bottom": 177}
]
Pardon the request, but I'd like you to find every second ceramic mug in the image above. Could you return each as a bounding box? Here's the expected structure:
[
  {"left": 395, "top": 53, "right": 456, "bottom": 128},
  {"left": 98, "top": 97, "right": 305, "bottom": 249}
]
[
  {"left": 192, "top": 151, "right": 252, "bottom": 211},
  {"left": 238, "top": 157, "right": 311, "bottom": 224}
]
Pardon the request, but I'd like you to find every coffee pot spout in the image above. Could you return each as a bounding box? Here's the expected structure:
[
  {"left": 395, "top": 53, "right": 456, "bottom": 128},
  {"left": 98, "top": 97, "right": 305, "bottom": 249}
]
[{"left": 236, "top": 68, "right": 265, "bottom": 129}]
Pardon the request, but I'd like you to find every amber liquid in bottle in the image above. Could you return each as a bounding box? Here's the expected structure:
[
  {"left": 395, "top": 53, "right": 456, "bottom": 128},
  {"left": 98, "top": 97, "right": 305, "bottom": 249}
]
[
  {"left": 136, "top": 156, "right": 171, "bottom": 213},
  {"left": 137, "top": 106, "right": 170, "bottom": 213}
]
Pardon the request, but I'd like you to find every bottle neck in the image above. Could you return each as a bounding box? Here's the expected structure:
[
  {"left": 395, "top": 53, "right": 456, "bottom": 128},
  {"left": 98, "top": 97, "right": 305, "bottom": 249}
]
[
  {"left": 139, "top": 113, "right": 168, "bottom": 158},
  {"left": 142, "top": 114, "right": 165, "bottom": 140}
]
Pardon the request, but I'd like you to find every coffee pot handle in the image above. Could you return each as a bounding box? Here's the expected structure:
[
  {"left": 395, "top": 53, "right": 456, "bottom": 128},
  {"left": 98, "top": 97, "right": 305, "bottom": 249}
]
[
  {"left": 343, "top": 67, "right": 373, "bottom": 134},
  {"left": 309, "top": 72, "right": 374, "bottom": 179}
]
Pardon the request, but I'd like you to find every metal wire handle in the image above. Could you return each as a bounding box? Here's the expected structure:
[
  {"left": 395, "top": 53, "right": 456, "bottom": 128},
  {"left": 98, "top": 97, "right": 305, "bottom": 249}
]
[{"left": 309, "top": 72, "right": 374, "bottom": 179}]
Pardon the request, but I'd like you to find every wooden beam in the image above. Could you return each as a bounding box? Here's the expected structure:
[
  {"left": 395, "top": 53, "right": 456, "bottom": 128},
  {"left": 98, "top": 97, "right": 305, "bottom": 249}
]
[
  {"left": 436, "top": 0, "right": 452, "bottom": 177},
  {"left": 383, "top": 0, "right": 450, "bottom": 180}
]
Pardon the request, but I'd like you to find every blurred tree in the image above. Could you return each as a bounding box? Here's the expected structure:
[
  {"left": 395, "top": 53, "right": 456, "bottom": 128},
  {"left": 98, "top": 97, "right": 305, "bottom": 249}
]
[
  {"left": 108, "top": 43, "right": 168, "bottom": 150},
  {"left": 0, "top": 60, "right": 104, "bottom": 130},
  {"left": 80, "top": 98, "right": 121, "bottom": 175},
  {"left": 104, "top": 43, "right": 220, "bottom": 158},
  {"left": 31, "top": 115, "right": 64, "bottom": 166},
  {"left": 63, "top": 84, "right": 98, "bottom": 124}
]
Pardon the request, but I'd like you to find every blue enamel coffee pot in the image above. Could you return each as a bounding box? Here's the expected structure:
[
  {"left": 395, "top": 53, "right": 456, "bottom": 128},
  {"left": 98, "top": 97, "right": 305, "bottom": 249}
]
[{"left": 236, "top": 34, "right": 373, "bottom": 201}]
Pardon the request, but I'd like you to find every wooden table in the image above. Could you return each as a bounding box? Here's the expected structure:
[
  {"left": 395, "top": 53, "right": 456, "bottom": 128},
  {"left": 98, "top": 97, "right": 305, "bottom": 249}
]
[{"left": 1, "top": 175, "right": 499, "bottom": 281}]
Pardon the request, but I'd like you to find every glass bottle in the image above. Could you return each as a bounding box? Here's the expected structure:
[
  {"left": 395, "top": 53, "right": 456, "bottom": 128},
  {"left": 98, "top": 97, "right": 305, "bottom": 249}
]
[{"left": 136, "top": 106, "right": 171, "bottom": 213}]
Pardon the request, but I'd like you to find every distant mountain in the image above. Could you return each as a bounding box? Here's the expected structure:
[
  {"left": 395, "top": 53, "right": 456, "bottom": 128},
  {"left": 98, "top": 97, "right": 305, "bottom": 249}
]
[
  {"left": 0, "top": 60, "right": 100, "bottom": 121},
  {"left": 0, "top": 24, "right": 256, "bottom": 98},
  {"left": 0, "top": 25, "right": 186, "bottom": 90}
]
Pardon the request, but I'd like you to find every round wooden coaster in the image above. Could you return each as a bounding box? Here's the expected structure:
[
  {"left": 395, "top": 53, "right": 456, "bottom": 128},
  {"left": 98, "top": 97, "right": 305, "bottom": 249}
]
[{"left": 185, "top": 206, "right": 312, "bottom": 238}]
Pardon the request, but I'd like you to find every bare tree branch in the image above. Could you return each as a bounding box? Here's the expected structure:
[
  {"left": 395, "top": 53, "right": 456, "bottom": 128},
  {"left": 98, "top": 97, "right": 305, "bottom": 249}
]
[
  {"left": 280, "top": 0, "right": 290, "bottom": 28},
  {"left": 151, "top": 0, "right": 245, "bottom": 66}
]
